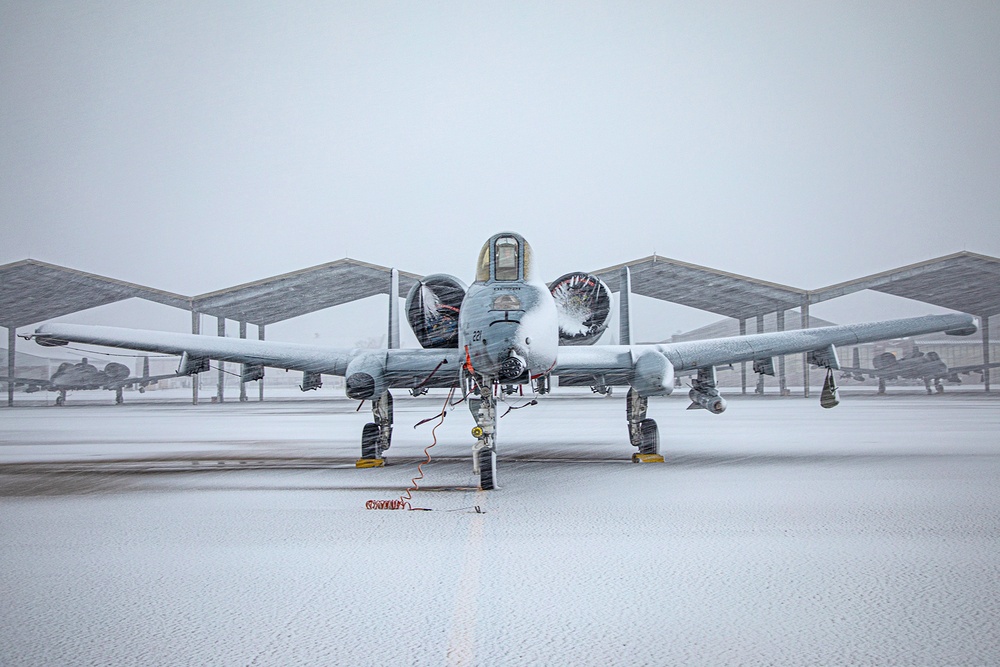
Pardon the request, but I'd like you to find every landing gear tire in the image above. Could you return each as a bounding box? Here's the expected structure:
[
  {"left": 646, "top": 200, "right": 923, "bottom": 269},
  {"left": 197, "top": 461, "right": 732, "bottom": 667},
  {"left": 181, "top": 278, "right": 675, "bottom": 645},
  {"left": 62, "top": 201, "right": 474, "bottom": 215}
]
[
  {"left": 477, "top": 447, "right": 497, "bottom": 490},
  {"left": 361, "top": 422, "right": 381, "bottom": 460},
  {"left": 637, "top": 418, "right": 659, "bottom": 455},
  {"left": 55, "top": 394, "right": 65, "bottom": 406}
]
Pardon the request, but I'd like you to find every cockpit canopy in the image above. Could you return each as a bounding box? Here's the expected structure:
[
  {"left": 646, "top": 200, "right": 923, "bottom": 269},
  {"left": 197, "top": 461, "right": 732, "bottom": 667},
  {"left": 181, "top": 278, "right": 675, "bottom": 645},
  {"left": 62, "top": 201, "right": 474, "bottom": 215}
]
[{"left": 476, "top": 233, "right": 533, "bottom": 282}]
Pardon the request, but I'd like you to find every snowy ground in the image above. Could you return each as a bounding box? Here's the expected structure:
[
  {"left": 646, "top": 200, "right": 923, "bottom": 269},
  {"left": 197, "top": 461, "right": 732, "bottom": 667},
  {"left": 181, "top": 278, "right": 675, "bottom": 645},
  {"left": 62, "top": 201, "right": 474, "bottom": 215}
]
[{"left": 2, "top": 391, "right": 999, "bottom": 666}]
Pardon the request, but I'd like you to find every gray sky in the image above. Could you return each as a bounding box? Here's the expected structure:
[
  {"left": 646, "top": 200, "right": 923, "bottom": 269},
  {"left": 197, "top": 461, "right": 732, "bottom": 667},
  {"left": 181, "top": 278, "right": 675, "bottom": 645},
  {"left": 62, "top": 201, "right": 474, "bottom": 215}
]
[{"left": 3, "top": 2, "right": 999, "bottom": 341}]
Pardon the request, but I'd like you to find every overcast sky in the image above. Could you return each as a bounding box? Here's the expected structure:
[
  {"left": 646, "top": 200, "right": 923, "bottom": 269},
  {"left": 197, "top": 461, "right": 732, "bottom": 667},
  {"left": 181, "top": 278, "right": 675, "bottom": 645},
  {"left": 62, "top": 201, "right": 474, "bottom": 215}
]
[{"left": 3, "top": 2, "right": 999, "bottom": 341}]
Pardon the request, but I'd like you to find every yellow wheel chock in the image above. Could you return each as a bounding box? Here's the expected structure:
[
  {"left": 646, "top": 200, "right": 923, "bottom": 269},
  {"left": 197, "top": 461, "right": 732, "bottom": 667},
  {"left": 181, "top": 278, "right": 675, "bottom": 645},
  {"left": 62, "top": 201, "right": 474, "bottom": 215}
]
[
  {"left": 356, "top": 458, "right": 386, "bottom": 468},
  {"left": 632, "top": 453, "right": 665, "bottom": 463}
]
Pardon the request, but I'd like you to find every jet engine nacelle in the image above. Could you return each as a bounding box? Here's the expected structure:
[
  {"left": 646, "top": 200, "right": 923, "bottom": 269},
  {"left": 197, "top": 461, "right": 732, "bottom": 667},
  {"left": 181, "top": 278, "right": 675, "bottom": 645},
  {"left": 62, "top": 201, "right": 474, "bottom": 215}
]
[
  {"left": 629, "top": 349, "right": 675, "bottom": 396},
  {"left": 689, "top": 387, "right": 727, "bottom": 414},
  {"left": 405, "top": 274, "right": 467, "bottom": 349},
  {"left": 345, "top": 353, "right": 387, "bottom": 400},
  {"left": 103, "top": 362, "right": 130, "bottom": 381},
  {"left": 873, "top": 352, "right": 898, "bottom": 369},
  {"left": 549, "top": 272, "right": 612, "bottom": 345}
]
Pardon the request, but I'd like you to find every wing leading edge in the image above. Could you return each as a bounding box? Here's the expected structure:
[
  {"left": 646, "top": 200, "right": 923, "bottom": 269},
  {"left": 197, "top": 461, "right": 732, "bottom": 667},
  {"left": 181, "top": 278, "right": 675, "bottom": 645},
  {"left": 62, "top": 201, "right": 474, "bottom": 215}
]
[
  {"left": 33, "top": 323, "right": 461, "bottom": 388},
  {"left": 555, "top": 313, "right": 977, "bottom": 388}
]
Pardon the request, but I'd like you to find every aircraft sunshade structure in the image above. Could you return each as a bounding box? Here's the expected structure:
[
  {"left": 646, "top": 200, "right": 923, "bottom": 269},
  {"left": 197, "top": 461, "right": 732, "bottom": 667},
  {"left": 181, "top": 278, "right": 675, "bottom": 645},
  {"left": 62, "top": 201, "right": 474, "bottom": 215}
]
[{"left": 820, "top": 368, "right": 840, "bottom": 409}]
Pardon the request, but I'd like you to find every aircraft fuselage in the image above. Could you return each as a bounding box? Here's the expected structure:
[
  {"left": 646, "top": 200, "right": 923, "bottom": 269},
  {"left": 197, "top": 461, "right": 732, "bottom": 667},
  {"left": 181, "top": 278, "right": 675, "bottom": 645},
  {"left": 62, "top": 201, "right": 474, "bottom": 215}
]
[{"left": 458, "top": 280, "right": 558, "bottom": 383}]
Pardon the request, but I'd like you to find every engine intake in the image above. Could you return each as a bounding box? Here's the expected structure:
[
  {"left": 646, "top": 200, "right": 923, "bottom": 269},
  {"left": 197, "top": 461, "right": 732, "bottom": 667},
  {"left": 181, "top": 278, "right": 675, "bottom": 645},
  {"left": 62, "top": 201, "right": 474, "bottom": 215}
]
[
  {"left": 550, "top": 272, "right": 612, "bottom": 345},
  {"left": 405, "top": 274, "right": 467, "bottom": 349}
]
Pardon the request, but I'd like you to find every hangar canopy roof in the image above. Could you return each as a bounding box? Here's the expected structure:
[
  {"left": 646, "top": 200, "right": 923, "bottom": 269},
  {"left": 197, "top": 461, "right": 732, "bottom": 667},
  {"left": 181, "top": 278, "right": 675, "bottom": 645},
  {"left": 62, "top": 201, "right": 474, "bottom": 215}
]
[
  {"left": 593, "top": 256, "right": 808, "bottom": 320},
  {"left": 0, "top": 260, "right": 189, "bottom": 329},
  {"left": 192, "top": 259, "right": 422, "bottom": 325},
  {"left": 810, "top": 252, "right": 1000, "bottom": 317}
]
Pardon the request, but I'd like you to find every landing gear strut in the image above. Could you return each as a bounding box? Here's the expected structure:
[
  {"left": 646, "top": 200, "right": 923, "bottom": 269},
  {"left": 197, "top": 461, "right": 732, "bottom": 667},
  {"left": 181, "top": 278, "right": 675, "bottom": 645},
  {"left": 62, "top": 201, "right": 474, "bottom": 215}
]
[
  {"left": 467, "top": 374, "right": 498, "bottom": 490},
  {"left": 115, "top": 387, "right": 124, "bottom": 405},
  {"left": 627, "top": 387, "right": 662, "bottom": 462},
  {"left": 55, "top": 390, "right": 66, "bottom": 406},
  {"left": 357, "top": 391, "right": 393, "bottom": 467}
]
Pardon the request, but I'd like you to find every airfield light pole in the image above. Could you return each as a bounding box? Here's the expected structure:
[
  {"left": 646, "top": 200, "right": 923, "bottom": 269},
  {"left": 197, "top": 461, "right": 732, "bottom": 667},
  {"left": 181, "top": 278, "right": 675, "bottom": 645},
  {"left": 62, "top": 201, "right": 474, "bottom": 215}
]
[{"left": 7, "top": 327, "right": 14, "bottom": 407}]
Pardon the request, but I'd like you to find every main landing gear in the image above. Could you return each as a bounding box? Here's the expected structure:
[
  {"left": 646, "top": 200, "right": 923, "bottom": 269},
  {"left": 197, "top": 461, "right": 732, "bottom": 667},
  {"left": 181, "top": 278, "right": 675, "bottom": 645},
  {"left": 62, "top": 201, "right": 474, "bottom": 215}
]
[
  {"left": 627, "top": 388, "right": 663, "bottom": 463},
  {"left": 468, "top": 375, "right": 498, "bottom": 490},
  {"left": 356, "top": 391, "right": 393, "bottom": 468},
  {"left": 924, "top": 377, "right": 945, "bottom": 394},
  {"left": 115, "top": 387, "right": 124, "bottom": 405},
  {"left": 55, "top": 390, "right": 66, "bottom": 406}
]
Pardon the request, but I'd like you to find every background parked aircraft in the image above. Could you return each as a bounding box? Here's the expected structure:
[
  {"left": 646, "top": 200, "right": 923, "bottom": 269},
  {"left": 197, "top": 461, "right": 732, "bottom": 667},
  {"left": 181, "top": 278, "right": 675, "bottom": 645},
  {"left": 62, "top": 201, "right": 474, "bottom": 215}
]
[
  {"left": 840, "top": 346, "right": 1000, "bottom": 394},
  {"left": 1, "top": 356, "right": 174, "bottom": 405}
]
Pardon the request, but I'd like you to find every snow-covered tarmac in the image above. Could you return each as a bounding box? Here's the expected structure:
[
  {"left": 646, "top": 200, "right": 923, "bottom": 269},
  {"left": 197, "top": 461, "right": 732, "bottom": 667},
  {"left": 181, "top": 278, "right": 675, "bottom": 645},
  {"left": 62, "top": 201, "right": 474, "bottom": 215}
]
[{"left": 2, "top": 390, "right": 999, "bottom": 666}]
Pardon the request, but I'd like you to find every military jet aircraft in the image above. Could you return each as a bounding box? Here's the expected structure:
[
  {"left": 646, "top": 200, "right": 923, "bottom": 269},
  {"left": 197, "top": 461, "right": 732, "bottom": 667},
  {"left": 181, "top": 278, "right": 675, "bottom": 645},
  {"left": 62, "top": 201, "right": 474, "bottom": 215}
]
[
  {"left": 31, "top": 232, "right": 978, "bottom": 489},
  {"left": 1, "top": 356, "right": 173, "bottom": 405},
  {"left": 840, "top": 346, "right": 1000, "bottom": 394}
]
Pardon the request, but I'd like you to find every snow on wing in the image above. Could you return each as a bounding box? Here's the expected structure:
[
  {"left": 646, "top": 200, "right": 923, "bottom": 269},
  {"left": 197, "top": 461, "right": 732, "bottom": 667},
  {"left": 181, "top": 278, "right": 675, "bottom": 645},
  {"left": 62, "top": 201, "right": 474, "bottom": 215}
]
[
  {"left": 33, "top": 323, "right": 460, "bottom": 386},
  {"left": 554, "top": 314, "right": 976, "bottom": 379}
]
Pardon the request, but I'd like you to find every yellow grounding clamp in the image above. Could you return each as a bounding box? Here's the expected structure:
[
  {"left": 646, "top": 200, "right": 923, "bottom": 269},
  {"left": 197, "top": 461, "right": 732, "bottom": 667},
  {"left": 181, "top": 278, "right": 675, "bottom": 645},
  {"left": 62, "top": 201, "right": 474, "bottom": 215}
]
[
  {"left": 632, "top": 453, "right": 665, "bottom": 463},
  {"left": 356, "top": 458, "right": 386, "bottom": 468}
]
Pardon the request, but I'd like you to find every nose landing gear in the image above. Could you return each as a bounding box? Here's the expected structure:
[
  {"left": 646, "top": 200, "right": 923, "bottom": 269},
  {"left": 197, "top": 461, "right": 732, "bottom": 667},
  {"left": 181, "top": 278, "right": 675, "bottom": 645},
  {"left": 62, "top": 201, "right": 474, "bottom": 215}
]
[{"left": 468, "top": 378, "right": 498, "bottom": 490}]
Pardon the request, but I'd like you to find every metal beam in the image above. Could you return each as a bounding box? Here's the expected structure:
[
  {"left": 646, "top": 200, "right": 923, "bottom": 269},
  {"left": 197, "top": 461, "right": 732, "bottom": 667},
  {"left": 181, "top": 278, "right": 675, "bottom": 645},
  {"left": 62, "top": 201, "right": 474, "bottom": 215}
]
[
  {"left": 217, "top": 317, "right": 225, "bottom": 403},
  {"left": 984, "top": 315, "right": 991, "bottom": 393},
  {"left": 7, "top": 327, "right": 14, "bottom": 407},
  {"left": 191, "top": 311, "right": 200, "bottom": 405}
]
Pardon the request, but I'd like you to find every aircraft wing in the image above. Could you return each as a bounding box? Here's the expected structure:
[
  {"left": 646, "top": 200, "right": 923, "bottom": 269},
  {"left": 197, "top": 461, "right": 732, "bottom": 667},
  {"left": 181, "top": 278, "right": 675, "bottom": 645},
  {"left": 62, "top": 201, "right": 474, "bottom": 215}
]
[
  {"left": 948, "top": 361, "right": 1000, "bottom": 375},
  {"left": 33, "top": 324, "right": 461, "bottom": 389},
  {"left": 555, "top": 314, "right": 977, "bottom": 388},
  {"left": 0, "top": 375, "right": 53, "bottom": 390}
]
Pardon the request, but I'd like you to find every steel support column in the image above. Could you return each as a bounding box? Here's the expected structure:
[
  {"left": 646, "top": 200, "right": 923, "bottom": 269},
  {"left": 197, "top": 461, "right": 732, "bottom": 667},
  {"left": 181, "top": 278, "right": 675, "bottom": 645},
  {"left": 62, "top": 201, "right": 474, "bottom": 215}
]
[
  {"left": 191, "top": 311, "right": 200, "bottom": 405},
  {"left": 217, "top": 317, "right": 225, "bottom": 403},
  {"left": 258, "top": 324, "right": 265, "bottom": 401},
  {"left": 239, "top": 321, "right": 247, "bottom": 402},
  {"left": 756, "top": 314, "right": 765, "bottom": 394},
  {"left": 776, "top": 310, "right": 787, "bottom": 395},
  {"left": 984, "top": 315, "right": 991, "bottom": 393},
  {"left": 739, "top": 318, "right": 747, "bottom": 394},
  {"left": 7, "top": 327, "right": 15, "bottom": 407},
  {"left": 801, "top": 301, "right": 811, "bottom": 398},
  {"left": 388, "top": 269, "right": 399, "bottom": 349}
]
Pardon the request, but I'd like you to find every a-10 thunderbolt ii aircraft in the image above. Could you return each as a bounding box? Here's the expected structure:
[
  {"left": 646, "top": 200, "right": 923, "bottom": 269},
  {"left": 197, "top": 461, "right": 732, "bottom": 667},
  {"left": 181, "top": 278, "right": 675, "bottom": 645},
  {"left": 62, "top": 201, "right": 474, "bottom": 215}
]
[
  {"left": 1, "top": 356, "right": 174, "bottom": 405},
  {"left": 32, "top": 232, "right": 978, "bottom": 489},
  {"left": 839, "top": 345, "right": 1000, "bottom": 394}
]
